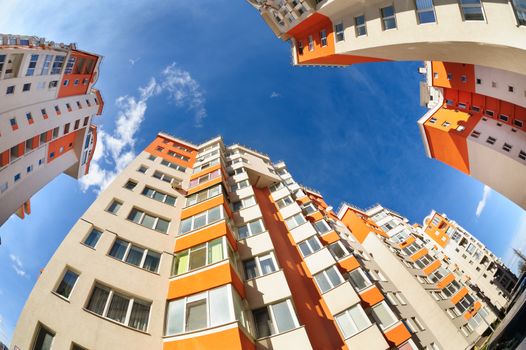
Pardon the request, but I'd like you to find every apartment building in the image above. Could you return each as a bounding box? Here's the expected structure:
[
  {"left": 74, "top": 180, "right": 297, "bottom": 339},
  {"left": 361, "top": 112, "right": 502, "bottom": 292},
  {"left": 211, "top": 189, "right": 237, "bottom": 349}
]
[
  {"left": 418, "top": 60, "right": 526, "bottom": 210},
  {"left": 338, "top": 204, "right": 502, "bottom": 349},
  {"left": 421, "top": 210, "right": 517, "bottom": 310},
  {"left": 12, "top": 133, "right": 425, "bottom": 350},
  {"left": 0, "top": 33, "right": 103, "bottom": 225},
  {"left": 248, "top": 0, "right": 526, "bottom": 74}
]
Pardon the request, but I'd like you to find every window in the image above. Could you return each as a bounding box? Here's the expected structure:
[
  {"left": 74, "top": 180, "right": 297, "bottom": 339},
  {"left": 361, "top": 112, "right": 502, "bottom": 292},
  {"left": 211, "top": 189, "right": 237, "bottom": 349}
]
[
  {"left": 509, "top": 85, "right": 515, "bottom": 93},
  {"left": 32, "top": 324, "right": 55, "bottom": 350},
  {"left": 430, "top": 267, "right": 449, "bottom": 282},
  {"left": 172, "top": 238, "right": 225, "bottom": 276},
  {"left": 499, "top": 114, "right": 509, "bottom": 122},
  {"left": 276, "top": 195, "right": 294, "bottom": 209},
  {"left": 285, "top": 213, "right": 306, "bottom": 230},
  {"left": 348, "top": 268, "right": 372, "bottom": 291},
  {"left": 442, "top": 121, "right": 450, "bottom": 128},
  {"left": 471, "top": 130, "right": 481, "bottom": 138},
  {"left": 167, "top": 150, "right": 190, "bottom": 161},
  {"left": 298, "top": 235, "right": 322, "bottom": 257},
  {"left": 371, "top": 301, "right": 398, "bottom": 330},
  {"left": 63, "top": 80, "right": 69, "bottom": 86},
  {"left": 6, "top": 85, "right": 14, "bottom": 94},
  {"left": 308, "top": 35, "right": 314, "bottom": 51},
  {"left": 238, "top": 218, "right": 265, "bottom": 239},
  {"left": 402, "top": 243, "right": 420, "bottom": 256},
  {"left": 109, "top": 238, "right": 161, "bottom": 273},
  {"left": 141, "top": 186, "right": 176, "bottom": 205},
  {"left": 244, "top": 252, "right": 278, "bottom": 279},
  {"left": 514, "top": 119, "right": 524, "bottom": 128},
  {"left": 459, "top": 0, "right": 485, "bottom": 21},
  {"left": 320, "top": 29, "right": 327, "bottom": 46},
  {"left": 185, "top": 184, "right": 221, "bottom": 207},
  {"left": 86, "top": 283, "right": 151, "bottom": 331},
  {"left": 231, "top": 179, "right": 249, "bottom": 192},
  {"left": 106, "top": 200, "right": 122, "bottom": 214},
  {"left": 127, "top": 208, "right": 170, "bottom": 233},
  {"left": 301, "top": 202, "right": 317, "bottom": 214},
  {"left": 355, "top": 15, "right": 367, "bottom": 36},
  {"left": 152, "top": 170, "right": 175, "bottom": 184},
  {"left": 416, "top": 0, "right": 436, "bottom": 23},
  {"left": 137, "top": 165, "right": 148, "bottom": 173},
  {"left": 334, "top": 304, "right": 371, "bottom": 339},
  {"left": 486, "top": 136, "right": 496, "bottom": 145},
  {"left": 512, "top": 0, "right": 526, "bottom": 26},
  {"left": 415, "top": 254, "right": 434, "bottom": 268},
  {"left": 253, "top": 300, "right": 299, "bottom": 338},
  {"left": 179, "top": 206, "right": 224, "bottom": 235},
  {"left": 23, "top": 83, "right": 31, "bottom": 92},
  {"left": 64, "top": 123, "right": 70, "bottom": 134},
  {"left": 165, "top": 285, "right": 238, "bottom": 335},
  {"left": 41, "top": 54, "right": 52, "bottom": 75},
  {"left": 519, "top": 150, "right": 526, "bottom": 161},
  {"left": 443, "top": 280, "right": 461, "bottom": 297},
  {"left": 124, "top": 180, "right": 137, "bottom": 190},
  {"left": 381, "top": 6, "right": 397, "bottom": 30},
  {"left": 456, "top": 294, "right": 475, "bottom": 313},
  {"left": 313, "top": 220, "right": 331, "bottom": 234},
  {"left": 503, "top": 143, "right": 512, "bottom": 152},
  {"left": 55, "top": 269, "right": 79, "bottom": 299},
  {"left": 335, "top": 23, "right": 344, "bottom": 42},
  {"left": 233, "top": 196, "right": 256, "bottom": 211},
  {"left": 51, "top": 55, "right": 65, "bottom": 74},
  {"left": 83, "top": 228, "right": 102, "bottom": 248},
  {"left": 160, "top": 159, "right": 186, "bottom": 172},
  {"left": 314, "top": 266, "right": 344, "bottom": 293},
  {"left": 328, "top": 241, "right": 351, "bottom": 260}
]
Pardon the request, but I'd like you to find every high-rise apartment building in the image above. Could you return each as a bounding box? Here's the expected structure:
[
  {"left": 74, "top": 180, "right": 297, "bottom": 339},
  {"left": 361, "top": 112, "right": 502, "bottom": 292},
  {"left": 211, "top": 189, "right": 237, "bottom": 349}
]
[
  {"left": 12, "top": 133, "right": 428, "bottom": 350},
  {"left": 248, "top": 1, "right": 526, "bottom": 210},
  {"left": 338, "top": 203, "right": 513, "bottom": 349},
  {"left": 421, "top": 210, "right": 517, "bottom": 310},
  {"left": 0, "top": 33, "right": 103, "bottom": 225}
]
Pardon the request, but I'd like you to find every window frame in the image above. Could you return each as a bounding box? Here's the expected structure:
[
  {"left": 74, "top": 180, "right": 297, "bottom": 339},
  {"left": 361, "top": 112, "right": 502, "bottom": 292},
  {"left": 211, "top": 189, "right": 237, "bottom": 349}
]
[
  {"left": 171, "top": 237, "right": 228, "bottom": 276},
  {"left": 108, "top": 238, "right": 162, "bottom": 273},
  {"left": 459, "top": 0, "right": 485, "bottom": 21},
  {"left": 381, "top": 5, "right": 397, "bottom": 30},
  {"left": 334, "top": 304, "right": 372, "bottom": 339},
  {"left": 243, "top": 251, "right": 279, "bottom": 280},
  {"left": 178, "top": 205, "right": 225, "bottom": 235},
  {"left": 127, "top": 207, "right": 171, "bottom": 234},
  {"left": 313, "top": 265, "right": 345, "bottom": 293}
]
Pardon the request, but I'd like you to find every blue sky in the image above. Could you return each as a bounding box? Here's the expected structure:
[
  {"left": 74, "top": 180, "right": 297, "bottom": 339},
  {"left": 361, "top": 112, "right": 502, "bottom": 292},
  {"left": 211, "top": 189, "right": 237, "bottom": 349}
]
[{"left": 0, "top": 0, "right": 525, "bottom": 344}]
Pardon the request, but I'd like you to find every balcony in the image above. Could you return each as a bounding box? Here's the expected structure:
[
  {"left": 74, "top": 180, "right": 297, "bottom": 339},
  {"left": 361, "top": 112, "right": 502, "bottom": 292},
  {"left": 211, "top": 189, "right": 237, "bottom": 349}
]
[
  {"left": 270, "top": 186, "right": 290, "bottom": 202},
  {"left": 303, "top": 247, "right": 337, "bottom": 275},
  {"left": 289, "top": 222, "right": 317, "bottom": 243},
  {"left": 278, "top": 202, "right": 302, "bottom": 220},
  {"left": 322, "top": 281, "right": 361, "bottom": 316},
  {"left": 256, "top": 326, "right": 312, "bottom": 350},
  {"left": 237, "top": 231, "right": 274, "bottom": 260},
  {"left": 344, "top": 324, "right": 389, "bottom": 350},
  {"left": 245, "top": 270, "right": 292, "bottom": 309}
]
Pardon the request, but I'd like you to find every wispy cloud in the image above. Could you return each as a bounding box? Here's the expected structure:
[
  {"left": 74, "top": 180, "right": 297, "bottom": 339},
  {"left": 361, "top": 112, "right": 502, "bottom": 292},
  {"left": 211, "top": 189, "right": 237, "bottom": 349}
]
[
  {"left": 129, "top": 57, "right": 141, "bottom": 66},
  {"left": 270, "top": 91, "right": 280, "bottom": 98},
  {"left": 9, "top": 254, "right": 28, "bottom": 278},
  {"left": 79, "top": 62, "right": 206, "bottom": 193},
  {"left": 476, "top": 185, "right": 492, "bottom": 217}
]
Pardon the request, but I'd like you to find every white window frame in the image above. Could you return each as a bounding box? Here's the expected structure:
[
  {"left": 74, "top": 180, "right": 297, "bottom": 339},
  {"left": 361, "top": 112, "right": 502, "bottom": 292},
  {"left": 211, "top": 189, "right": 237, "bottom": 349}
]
[
  {"left": 284, "top": 213, "right": 307, "bottom": 230},
  {"left": 328, "top": 241, "right": 351, "bottom": 260},
  {"left": 313, "top": 219, "right": 332, "bottom": 234},
  {"left": 381, "top": 5, "right": 397, "bottom": 30},
  {"left": 109, "top": 238, "right": 162, "bottom": 273},
  {"left": 371, "top": 301, "right": 398, "bottom": 330},
  {"left": 172, "top": 237, "right": 227, "bottom": 276},
  {"left": 355, "top": 15, "right": 367, "bottom": 36},
  {"left": 459, "top": 0, "right": 485, "bottom": 21},
  {"left": 334, "top": 22, "right": 345, "bottom": 42},
  {"left": 185, "top": 184, "right": 222, "bottom": 207},
  {"left": 233, "top": 195, "right": 257, "bottom": 211},
  {"left": 313, "top": 265, "right": 344, "bottom": 293},
  {"left": 179, "top": 206, "right": 224, "bottom": 235},
  {"left": 276, "top": 195, "right": 294, "bottom": 209},
  {"left": 128, "top": 207, "right": 171, "bottom": 233},
  {"left": 238, "top": 218, "right": 266, "bottom": 239},
  {"left": 348, "top": 268, "right": 372, "bottom": 291},
  {"left": 231, "top": 179, "right": 249, "bottom": 192},
  {"left": 141, "top": 186, "right": 176, "bottom": 206},
  {"left": 415, "top": 0, "right": 436, "bottom": 24},
  {"left": 334, "top": 304, "right": 371, "bottom": 339},
  {"left": 298, "top": 235, "right": 323, "bottom": 257},
  {"left": 243, "top": 251, "right": 278, "bottom": 280}
]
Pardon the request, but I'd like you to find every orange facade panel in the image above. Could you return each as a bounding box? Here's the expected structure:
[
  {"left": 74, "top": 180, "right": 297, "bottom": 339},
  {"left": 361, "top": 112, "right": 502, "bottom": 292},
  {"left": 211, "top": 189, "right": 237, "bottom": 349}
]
[
  {"left": 306, "top": 211, "right": 324, "bottom": 222},
  {"left": 337, "top": 255, "right": 360, "bottom": 272},
  {"left": 464, "top": 301, "right": 482, "bottom": 320},
  {"left": 190, "top": 163, "right": 222, "bottom": 180},
  {"left": 57, "top": 51, "right": 100, "bottom": 98},
  {"left": 186, "top": 177, "right": 223, "bottom": 196},
  {"left": 383, "top": 322, "right": 412, "bottom": 347},
  {"left": 437, "top": 273, "right": 455, "bottom": 289},
  {"left": 319, "top": 231, "right": 340, "bottom": 245},
  {"left": 163, "top": 326, "right": 255, "bottom": 350},
  {"left": 451, "top": 287, "right": 469, "bottom": 305},
  {"left": 431, "top": 62, "right": 475, "bottom": 92},
  {"left": 409, "top": 248, "right": 428, "bottom": 262},
  {"left": 359, "top": 286, "right": 384, "bottom": 308},
  {"left": 181, "top": 195, "right": 226, "bottom": 220},
  {"left": 423, "top": 260, "right": 441, "bottom": 276},
  {"left": 174, "top": 220, "right": 237, "bottom": 253},
  {"left": 167, "top": 263, "right": 245, "bottom": 300},
  {"left": 339, "top": 209, "right": 374, "bottom": 243},
  {"left": 47, "top": 130, "right": 81, "bottom": 163}
]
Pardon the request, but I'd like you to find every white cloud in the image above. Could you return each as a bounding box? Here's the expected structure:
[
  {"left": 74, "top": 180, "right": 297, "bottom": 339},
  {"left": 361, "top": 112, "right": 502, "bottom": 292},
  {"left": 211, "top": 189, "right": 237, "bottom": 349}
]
[
  {"left": 475, "top": 185, "right": 492, "bottom": 217},
  {"left": 129, "top": 57, "right": 141, "bottom": 66},
  {"left": 9, "top": 254, "right": 28, "bottom": 278},
  {"left": 270, "top": 91, "right": 280, "bottom": 98},
  {"left": 79, "top": 63, "right": 205, "bottom": 193}
]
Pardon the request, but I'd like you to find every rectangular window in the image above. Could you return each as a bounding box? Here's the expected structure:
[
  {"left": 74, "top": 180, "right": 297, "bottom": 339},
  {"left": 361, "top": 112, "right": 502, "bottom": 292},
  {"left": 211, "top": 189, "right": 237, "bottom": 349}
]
[
  {"left": 308, "top": 35, "right": 314, "bottom": 51},
  {"left": 519, "top": 150, "right": 526, "bottom": 161},
  {"left": 171, "top": 237, "right": 225, "bottom": 276},
  {"left": 313, "top": 220, "right": 331, "bottom": 234},
  {"left": 106, "top": 200, "right": 122, "bottom": 214},
  {"left": 55, "top": 269, "right": 79, "bottom": 299},
  {"left": 443, "top": 280, "right": 461, "bottom": 297},
  {"left": 51, "top": 55, "right": 65, "bottom": 74},
  {"left": 64, "top": 57, "right": 76, "bottom": 74},
  {"left": 349, "top": 268, "right": 372, "bottom": 291},
  {"left": 253, "top": 300, "right": 299, "bottom": 338},
  {"left": 486, "top": 136, "right": 496, "bottom": 145},
  {"left": 22, "top": 83, "right": 31, "bottom": 92},
  {"left": 167, "top": 150, "right": 190, "bottom": 161},
  {"left": 137, "top": 165, "right": 148, "bottom": 173},
  {"left": 231, "top": 179, "right": 249, "bottom": 192},
  {"left": 141, "top": 186, "right": 176, "bottom": 205},
  {"left": 284, "top": 213, "right": 306, "bottom": 230},
  {"left": 335, "top": 23, "right": 345, "bottom": 42},
  {"left": 86, "top": 283, "right": 151, "bottom": 331},
  {"left": 165, "top": 285, "right": 236, "bottom": 335},
  {"left": 178, "top": 206, "right": 224, "bottom": 235},
  {"left": 160, "top": 159, "right": 186, "bottom": 172},
  {"left": 6, "top": 85, "right": 15, "bottom": 94},
  {"left": 185, "top": 184, "right": 221, "bottom": 207},
  {"left": 456, "top": 294, "right": 475, "bottom": 313},
  {"left": 83, "top": 228, "right": 102, "bottom": 248},
  {"left": 355, "top": 15, "right": 367, "bottom": 36},
  {"left": 415, "top": 254, "right": 434, "bottom": 268},
  {"left": 152, "top": 170, "right": 175, "bottom": 184},
  {"left": 298, "top": 235, "right": 322, "bottom": 257},
  {"left": 416, "top": 0, "right": 436, "bottom": 23},
  {"left": 328, "top": 241, "right": 351, "bottom": 260},
  {"left": 314, "top": 266, "right": 344, "bottom": 293},
  {"left": 276, "top": 195, "right": 294, "bottom": 209},
  {"left": 334, "top": 304, "right": 371, "bottom": 339},
  {"left": 371, "top": 301, "right": 397, "bottom": 330},
  {"left": 512, "top": 0, "right": 526, "bottom": 25},
  {"left": 503, "top": 143, "right": 512, "bottom": 152},
  {"left": 127, "top": 208, "right": 170, "bottom": 233},
  {"left": 41, "top": 54, "right": 52, "bottom": 75},
  {"left": 320, "top": 29, "right": 327, "bottom": 46},
  {"left": 109, "top": 238, "right": 161, "bottom": 273},
  {"left": 243, "top": 252, "right": 278, "bottom": 280},
  {"left": 26, "top": 54, "right": 39, "bottom": 76},
  {"left": 233, "top": 195, "right": 256, "bottom": 211},
  {"left": 459, "top": 0, "right": 485, "bottom": 21},
  {"left": 32, "top": 324, "right": 55, "bottom": 350},
  {"left": 381, "top": 6, "right": 397, "bottom": 30},
  {"left": 238, "top": 218, "right": 265, "bottom": 239}
]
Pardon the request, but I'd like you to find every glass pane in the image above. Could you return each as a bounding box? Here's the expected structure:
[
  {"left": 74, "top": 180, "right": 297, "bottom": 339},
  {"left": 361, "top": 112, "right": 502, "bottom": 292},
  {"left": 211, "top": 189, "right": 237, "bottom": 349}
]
[
  {"left": 175, "top": 251, "right": 189, "bottom": 275},
  {"left": 143, "top": 251, "right": 161, "bottom": 272},
  {"left": 253, "top": 308, "right": 273, "bottom": 338},
  {"left": 189, "top": 245, "right": 207, "bottom": 271},
  {"left": 194, "top": 212, "right": 207, "bottom": 229},
  {"left": 249, "top": 220, "right": 264, "bottom": 235},
  {"left": 185, "top": 299, "right": 207, "bottom": 331},
  {"left": 34, "top": 326, "right": 54, "bottom": 350},
  {"left": 238, "top": 225, "right": 249, "bottom": 239},
  {"left": 349, "top": 270, "right": 370, "bottom": 290},
  {"left": 259, "top": 255, "right": 277, "bottom": 275},
  {"left": 372, "top": 303, "right": 396, "bottom": 329},
  {"left": 349, "top": 305, "right": 370, "bottom": 332},
  {"left": 309, "top": 237, "right": 321, "bottom": 252},
  {"left": 129, "top": 301, "right": 150, "bottom": 331},
  {"left": 209, "top": 286, "right": 232, "bottom": 327},
  {"left": 128, "top": 208, "right": 142, "bottom": 223},
  {"left": 153, "top": 191, "right": 165, "bottom": 202},
  {"left": 84, "top": 229, "right": 102, "bottom": 247},
  {"left": 208, "top": 206, "right": 221, "bottom": 223},
  {"left": 244, "top": 259, "right": 258, "bottom": 279},
  {"left": 126, "top": 245, "right": 145, "bottom": 266},
  {"left": 208, "top": 239, "right": 224, "bottom": 264},
  {"left": 272, "top": 301, "right": 296, "bottom": 333},
  {"left": 142, "top": 187, "right": 155, "bottom": 197},
  {"left": 141, "top": 214, "right": 156, "bottom": 229},
  {"left": 165, "top": 195, "right": 176, "bottom": 206},
  {"left": 87, "top": 286, "right": 110, "bottom": 315},
  {"left": 56, "top": 270, "right": 79, "bottom": 299},
  {"left": 298, "top": 241, "right": 312, "bottom": 257},
  {"left": 335, "top": 312, "right": 357, "bottom": 338},
  {"left": 209, "top": 185, "right": 221, "bottom": 197},
  {"left": 326, "top": 267, "right": 343, "bottom": 287},
  {"left": 106, "top": 293, "right": 130, "bottom": 323},
  {"left": 329, "top": 243, "right": 347, "bottom": 259},
  {"left": 180, "top": 218, "right": 192, "bottom": 234},
  {"left": 109, "top": 239, "right": 128, "bottom": 260},
  {"left": 314, "top": 273, "right": 331, "bottom": 293},
  {"left": 155, "top": 218, "right": 169, "bottom": 233},
  {"left": 166, "top": 299, "right": 185, "bottom": 335}
]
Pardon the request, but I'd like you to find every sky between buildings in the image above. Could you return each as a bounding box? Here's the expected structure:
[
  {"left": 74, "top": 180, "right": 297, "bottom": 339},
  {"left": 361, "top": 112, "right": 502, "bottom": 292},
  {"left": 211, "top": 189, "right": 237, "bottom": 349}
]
[{"left": 0, "top": 0, "right": 525, "bottom": 344}]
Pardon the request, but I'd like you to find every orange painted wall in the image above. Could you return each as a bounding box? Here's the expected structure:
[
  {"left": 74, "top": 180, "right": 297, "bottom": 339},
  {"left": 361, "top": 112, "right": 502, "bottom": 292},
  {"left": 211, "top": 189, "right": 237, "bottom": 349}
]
[
  {"left": 163, "top": 326, "right": 255, "bottom": 350},
  {"left": 423, "top": 259, "right": 441, "bottom": 276},
  {"left": 167, "top": 263, "right": 245, "bottom": 300},
  {"left": 423, "top": 213, "right": 450, "bottom": 248},
  {"left": 410, "top": 248, "right": 428, "bottom": 262},
  {"left": 174, "top": 221, "right": 237, "bottom": 253},
  {"left": 58, "top": 51, "right": 100, "bottom": 98},
  {"left": 337, "top": 255, "right": 360, "bottom": 272},
  {"left": 437, "top": 273, "right": 455, "bottom": 289},
  {"left": 384, "top": 322, "right": 412, "bottom": 347},
  {"left": 145, "top": 135, "right": 197, "bottom": 168},
  {"left": 319, "top": 230, "right": 340, "bottom": 245},
  {"left": 359, "top": 286, "right": 384, "bottom": 308},
  {"left": 451, "top": 287, "right": 469, "bottom": 305},
  {"left": 254, "top": 187, "right": 347, "bottom": 350},
  {"left": 339, "top": 208, "right": 374, "bottom": 243},
  {"left": 431, "top": 61, "right": 476, "bottom": 92},
  {"left": 47, "top": 130, "right": 81, "bottom": 163},
  {"left": 181, "top": 195, "right": 226, "bottom": 219}
]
